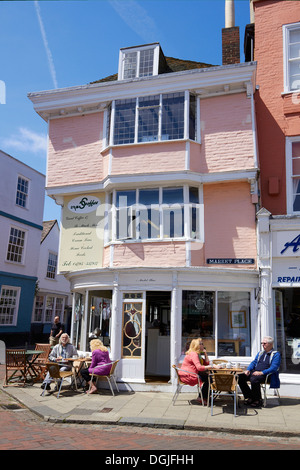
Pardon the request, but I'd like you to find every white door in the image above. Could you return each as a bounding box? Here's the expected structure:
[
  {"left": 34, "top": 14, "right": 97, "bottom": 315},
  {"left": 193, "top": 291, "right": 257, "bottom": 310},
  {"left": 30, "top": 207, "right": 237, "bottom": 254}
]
[{"left": 121, "top": 293, "right": 145, "bottom": 382}]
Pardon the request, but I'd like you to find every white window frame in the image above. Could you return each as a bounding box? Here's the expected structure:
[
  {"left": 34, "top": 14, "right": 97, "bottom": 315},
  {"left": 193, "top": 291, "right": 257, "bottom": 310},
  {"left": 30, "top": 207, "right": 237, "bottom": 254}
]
[
  {"left": 283, "top": 22, "right": 300, "bottom": 93},
  {"left": 106, "top": 92, "right": 201, "bottom": 148},
  {"left": 42, "top": 295, "right": 65, "bottom": 324},
  {"left": 118, "top": 44, "right": 160, "bottom": 80},
  {"left": 0, "top": 285, "right": 20, "bottom": 326},
  {"left": 46, "top": 251, "right": 58, "bottom": 280},
  {"left": 109, "top": 185, "right": 204, "bottom": 243},
  {"left": 6, "top": 226, "right": 27, "bottom": 265},
  {"left": 15, "top": 175, "right": 30, "bottom": 209},
  {"left": 286, "top": 136, "right": 300, "bottom": 214}
]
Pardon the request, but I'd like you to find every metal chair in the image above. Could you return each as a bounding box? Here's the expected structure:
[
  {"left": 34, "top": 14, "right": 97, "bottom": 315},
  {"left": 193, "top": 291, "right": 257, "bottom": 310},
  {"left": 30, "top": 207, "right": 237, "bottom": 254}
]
[
  {"left": 41, "top": 362, "right": 77, "bottom": 398},
  {"left": 172, "top": 364, "right": 204, "bottom": 406},
  {"left": 261, "top": 373, "right": 280, "bottom": 407},
  {"left": 209, "top": 370, "right": 239, "bottom": 416},
  {"left": 89, "top": 360, "right": 119, "bottom": 396},
  {"left": 3, "top": 349, "right": 27, "bottom": 386}
]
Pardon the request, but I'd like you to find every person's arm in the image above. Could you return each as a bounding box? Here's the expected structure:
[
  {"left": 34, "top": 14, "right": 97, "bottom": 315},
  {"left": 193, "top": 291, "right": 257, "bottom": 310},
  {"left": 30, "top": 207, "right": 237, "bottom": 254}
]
[{"left": 191, "top": 352, "right": 209, "bottom": 372}]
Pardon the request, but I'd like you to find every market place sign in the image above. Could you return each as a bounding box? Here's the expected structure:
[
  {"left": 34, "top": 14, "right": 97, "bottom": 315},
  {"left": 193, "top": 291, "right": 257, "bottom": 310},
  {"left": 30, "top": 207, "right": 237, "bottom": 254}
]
[
  {"left": 59, "top": 193, "right": 105, "bottom": 273},
  {"left": 206, "top": 258, "right": 255, "bottom": 265}
]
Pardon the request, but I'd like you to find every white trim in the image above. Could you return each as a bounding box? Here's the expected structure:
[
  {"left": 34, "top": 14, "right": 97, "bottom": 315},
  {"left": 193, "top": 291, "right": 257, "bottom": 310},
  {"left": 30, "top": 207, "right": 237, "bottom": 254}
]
[
  {"left": 286, "top": 135, "right": 300, "bottom": 215},
  {"left": 283, "top": 22, "right": 300, "bottom": 93},
  {"left": 28, "top": 62, "right": 256, "bottom": 120},
  {"left": 46, "top": 168, "right": 259, "bottom": 199}
]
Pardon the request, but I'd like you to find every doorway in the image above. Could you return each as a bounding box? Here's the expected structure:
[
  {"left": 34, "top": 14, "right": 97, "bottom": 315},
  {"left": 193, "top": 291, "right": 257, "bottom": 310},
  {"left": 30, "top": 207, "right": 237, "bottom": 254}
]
[{"left": 145, "top": 291, "right": 171, "bottom": 380}]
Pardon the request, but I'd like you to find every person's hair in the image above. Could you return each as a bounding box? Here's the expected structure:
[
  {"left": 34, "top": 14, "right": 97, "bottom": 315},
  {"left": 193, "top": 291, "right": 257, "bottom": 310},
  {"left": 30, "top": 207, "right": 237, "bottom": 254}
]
[
  {"left": 90, "top": 338, "right": 107, "bottom": 352},
  {"left": 263, "top": 336, "right": 274, "bottom": 344},
  {"left": 93, "top": 328, "right": 101, "bottom": 336},
  {"left": 186, "top": 338, "right": 202, "bottom": 355},
  {"left": 59, "top": 333, "right": 69, "bottom": 344}
]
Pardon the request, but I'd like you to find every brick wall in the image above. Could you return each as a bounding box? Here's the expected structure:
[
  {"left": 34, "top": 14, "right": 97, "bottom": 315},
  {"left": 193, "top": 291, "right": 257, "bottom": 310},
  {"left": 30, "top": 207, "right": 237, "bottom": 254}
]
[{"left": 222, "top": 26, "right": 240, "bottom": 65}]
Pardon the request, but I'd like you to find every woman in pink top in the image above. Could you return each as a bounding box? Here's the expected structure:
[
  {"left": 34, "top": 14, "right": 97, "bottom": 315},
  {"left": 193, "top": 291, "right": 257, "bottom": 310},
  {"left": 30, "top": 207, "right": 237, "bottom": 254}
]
[
  {"left": 80, "top": 339, "right": 112, "bottom": 394},
  {"left": 179, "top": 338, "right": 213, "bottom": 404}
]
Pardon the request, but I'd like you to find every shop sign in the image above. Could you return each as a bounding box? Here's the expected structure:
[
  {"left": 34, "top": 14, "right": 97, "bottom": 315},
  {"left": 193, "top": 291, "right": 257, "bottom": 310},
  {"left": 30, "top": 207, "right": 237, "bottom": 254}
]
[
  {"left": 273, "top": 231, "right": 300, "bottom": 257},
  {"left": 272, "top": 258, "right": 300, "bottom": 285},
  {"left": 59, "top": 193, "right": 105, "bottom": 273},
  {"left": 206, "top": 258, "right": 254, "bottom": 265},
  {"left": 68, "top": 195, "right": 101, "bottom": 214}
]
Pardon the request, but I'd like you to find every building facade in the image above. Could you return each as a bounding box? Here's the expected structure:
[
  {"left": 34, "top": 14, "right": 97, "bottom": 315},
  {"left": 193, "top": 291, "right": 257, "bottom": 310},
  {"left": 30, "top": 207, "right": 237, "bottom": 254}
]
[
  {"left": 29, "top": 41, "right": 260, "bottom": 386},
  {"left": 248, "top": 0, "right": 300, "bottom": 384},
  {"left": 31, "top": 220, "right": 72, "bottom": 342},
  {"left": 0, "top": 150, "right": 45, "bottom": 346}
]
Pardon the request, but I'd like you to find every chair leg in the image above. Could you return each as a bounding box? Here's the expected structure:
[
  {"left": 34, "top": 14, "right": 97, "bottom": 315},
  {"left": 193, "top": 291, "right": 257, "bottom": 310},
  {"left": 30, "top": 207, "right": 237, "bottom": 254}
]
[
  {"left": 172, "top": 383, "right": 182, "bottom": 405},
  {"left": 112, "top": 376, "right": 119, "bottom": 393},
  {"left": 107, "top": 377, "right": 114, "bottom": 396},
  {"left": 57, "top": 378, "right": 63, "bottom": 399}
]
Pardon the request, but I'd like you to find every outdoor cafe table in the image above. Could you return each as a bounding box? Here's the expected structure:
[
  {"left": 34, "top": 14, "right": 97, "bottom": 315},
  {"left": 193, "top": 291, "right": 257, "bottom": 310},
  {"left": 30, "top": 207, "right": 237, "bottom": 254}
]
[{"left": 25, "top": 350, "right": 44, "bottom": 381}]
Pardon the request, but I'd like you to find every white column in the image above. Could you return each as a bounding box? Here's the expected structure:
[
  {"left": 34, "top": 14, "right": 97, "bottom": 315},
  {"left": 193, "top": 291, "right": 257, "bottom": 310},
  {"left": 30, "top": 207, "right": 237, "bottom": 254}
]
[
  {"left": 110, "top": 273, "right": 120, "bottom": 361},
  {"left": 257, "top": 208, "right": 272, "bottom": 344},
  {"left": 170, "top": 271, "right": 181, "bottom": 384}
]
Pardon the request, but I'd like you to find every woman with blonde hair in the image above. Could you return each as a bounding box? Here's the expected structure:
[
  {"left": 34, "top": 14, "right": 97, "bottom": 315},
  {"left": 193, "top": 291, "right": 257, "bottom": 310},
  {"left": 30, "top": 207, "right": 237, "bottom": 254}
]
[
  {"left": 80, "top": 339, "right": 112, "bottom": 394},
  {"left": 179, "top": 338, "right": 213, "bottom": 405}
]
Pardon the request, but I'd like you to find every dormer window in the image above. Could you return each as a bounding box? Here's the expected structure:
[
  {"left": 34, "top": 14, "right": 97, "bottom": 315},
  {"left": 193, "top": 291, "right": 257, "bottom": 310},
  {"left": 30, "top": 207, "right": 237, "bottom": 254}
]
[{"left": 118, "top": 44, "right": 160, "bottom": 80}]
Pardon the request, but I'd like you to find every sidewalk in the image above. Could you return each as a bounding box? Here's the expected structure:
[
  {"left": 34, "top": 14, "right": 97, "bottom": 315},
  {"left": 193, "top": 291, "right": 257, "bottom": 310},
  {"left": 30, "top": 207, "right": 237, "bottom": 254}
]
[{"left": 1, "top": 366, "right": 300, "bottom": 438}]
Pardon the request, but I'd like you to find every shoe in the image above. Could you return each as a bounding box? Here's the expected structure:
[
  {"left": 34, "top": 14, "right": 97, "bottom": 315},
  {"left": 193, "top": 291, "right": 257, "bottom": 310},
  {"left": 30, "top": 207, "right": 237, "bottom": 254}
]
[
  {"left": 250, "top": 400, "right": 262, "bottom": 408},
  {"left": 41, "top": 384, "right": 51, "bottom": 391},
  {"left": 244, "top": 398, "right": 253, "bottom": 406},
  {"left": 196, "top": 397, "right": 207, "bottom": 405}
]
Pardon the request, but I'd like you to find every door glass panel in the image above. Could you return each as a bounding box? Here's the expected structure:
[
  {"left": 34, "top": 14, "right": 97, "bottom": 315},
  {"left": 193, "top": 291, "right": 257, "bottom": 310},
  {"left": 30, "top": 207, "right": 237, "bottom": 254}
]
[{"left": 122, "top": 301, "right": 143, "bottom": 358}]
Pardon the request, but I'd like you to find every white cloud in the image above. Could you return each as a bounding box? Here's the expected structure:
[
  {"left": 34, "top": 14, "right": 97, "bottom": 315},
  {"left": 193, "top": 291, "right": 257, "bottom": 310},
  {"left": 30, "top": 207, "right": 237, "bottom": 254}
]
[
  {"left": 2, "top": 127, "right": 47, "bottom": 155},
  {"left": 109, "top": 0, "right": 161, "bottom": 43},
  {"left": 34, "top": 1, "right": 58, "bottom": 89}
]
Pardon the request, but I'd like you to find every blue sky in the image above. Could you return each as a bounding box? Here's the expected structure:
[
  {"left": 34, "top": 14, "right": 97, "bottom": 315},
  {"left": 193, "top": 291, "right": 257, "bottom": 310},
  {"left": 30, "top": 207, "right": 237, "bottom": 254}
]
[{"left": 0, "top": 0, "right": 251, "bottom": 222}]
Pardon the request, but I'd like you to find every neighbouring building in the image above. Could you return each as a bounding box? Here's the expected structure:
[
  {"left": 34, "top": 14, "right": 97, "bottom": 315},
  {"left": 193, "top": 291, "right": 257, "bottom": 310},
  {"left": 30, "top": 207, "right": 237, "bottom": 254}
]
[
  {"left": 31, "top": 220, "right": 72, "bottom": 343},
  {"left": 28, "top": 17, "right": 259, "bottom": 387},
  {"left": 244, "top": 0, "right": 300, "bottom": 386},
  {"left": 0, "top": 150, "right": 45, "bottom": 346}
]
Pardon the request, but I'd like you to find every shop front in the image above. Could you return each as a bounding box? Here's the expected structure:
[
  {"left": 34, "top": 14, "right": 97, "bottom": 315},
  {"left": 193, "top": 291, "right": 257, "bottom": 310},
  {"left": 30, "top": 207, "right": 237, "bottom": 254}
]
[
  {"left": 272, "top": 226, "right": 300, "bottom": 383},
  {"left": 67, "top": 267, "right": 259, "bottom": 387}
]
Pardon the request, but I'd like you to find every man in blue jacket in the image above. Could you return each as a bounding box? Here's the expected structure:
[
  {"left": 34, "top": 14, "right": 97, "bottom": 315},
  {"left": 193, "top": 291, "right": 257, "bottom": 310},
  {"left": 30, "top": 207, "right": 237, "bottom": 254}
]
[{"left": 238, "top": 336, "right": 281, "bottom": 408}]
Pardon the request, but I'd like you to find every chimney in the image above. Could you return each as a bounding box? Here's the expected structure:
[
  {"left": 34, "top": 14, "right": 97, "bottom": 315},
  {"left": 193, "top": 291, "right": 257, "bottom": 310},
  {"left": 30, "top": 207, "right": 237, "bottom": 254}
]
[{"left": 222, "top": 0, "right": 240, "bottom": 65}]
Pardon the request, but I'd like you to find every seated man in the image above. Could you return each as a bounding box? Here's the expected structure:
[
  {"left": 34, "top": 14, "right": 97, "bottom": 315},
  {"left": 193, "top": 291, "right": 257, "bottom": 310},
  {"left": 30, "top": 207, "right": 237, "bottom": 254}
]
[
  {"left": 41, "top": 333, "right": 77, "bottom": 392},
  {"left": 238, "top": 336, "right": 281, "bottom": 407}
]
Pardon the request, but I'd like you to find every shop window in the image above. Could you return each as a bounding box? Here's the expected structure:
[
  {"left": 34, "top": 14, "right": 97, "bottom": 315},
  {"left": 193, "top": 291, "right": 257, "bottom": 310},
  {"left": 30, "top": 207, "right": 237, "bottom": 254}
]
[
  {"left": 182, "top": 290, "right": 251, "bottom": 357},
  {"left": 275, "top": 289, "right": 300, "bottom": 374},
  {"left": 217, "top": 291, "right": 251, "bottom": 356},
  {"left": 182, "top": 291, "right": 215, "bottom": 354}
]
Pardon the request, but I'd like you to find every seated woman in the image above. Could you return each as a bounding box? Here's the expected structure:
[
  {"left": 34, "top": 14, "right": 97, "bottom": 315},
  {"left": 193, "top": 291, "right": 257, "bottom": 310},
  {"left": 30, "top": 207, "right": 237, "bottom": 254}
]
[
  {"left": 179, "top": 338, "right": 214, "bottom": 405},
  {"left": 80, "top": 339, "right": 112, "bottom": 394}
]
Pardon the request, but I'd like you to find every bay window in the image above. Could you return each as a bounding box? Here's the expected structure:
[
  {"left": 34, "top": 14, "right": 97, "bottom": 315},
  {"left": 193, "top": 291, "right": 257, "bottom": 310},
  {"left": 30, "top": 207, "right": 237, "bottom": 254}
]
[
  {"left": 107, "top": 92, "right": 198, "bottom": 146},
  {"left": 110, "top": 186, "right": 202, "bottom": 242}
]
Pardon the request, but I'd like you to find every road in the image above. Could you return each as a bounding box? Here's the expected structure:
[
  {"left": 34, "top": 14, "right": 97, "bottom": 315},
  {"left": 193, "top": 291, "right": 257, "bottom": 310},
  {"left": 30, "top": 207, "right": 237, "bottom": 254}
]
[{"left": 0, "top": 397, "right": 300, "bottom": 452}]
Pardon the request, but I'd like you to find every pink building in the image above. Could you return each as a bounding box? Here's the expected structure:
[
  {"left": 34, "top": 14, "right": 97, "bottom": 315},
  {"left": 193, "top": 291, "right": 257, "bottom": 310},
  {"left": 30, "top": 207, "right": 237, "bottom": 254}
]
[
  {"left": 247, "top": 0, "right": 300, "bottom": 385},
  {"left": 29, "top": 37, "right": 259, "bottom": 386}
]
